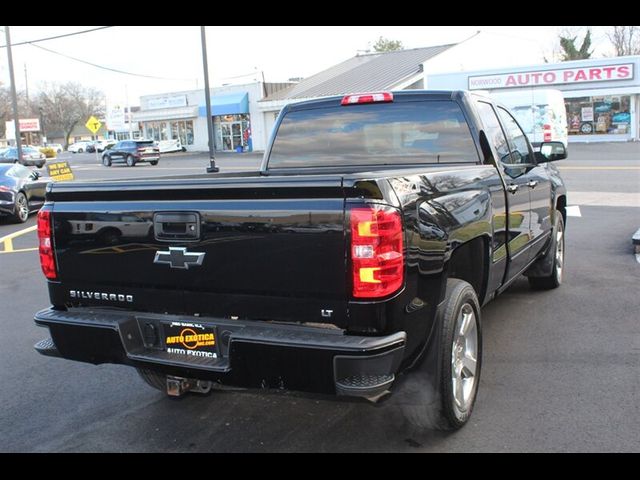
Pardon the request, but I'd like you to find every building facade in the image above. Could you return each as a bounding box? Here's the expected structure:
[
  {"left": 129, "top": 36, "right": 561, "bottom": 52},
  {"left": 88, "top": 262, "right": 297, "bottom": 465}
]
[
  {"left": 426, "top": 56, "right": 640, "bottom": 143},
  {"left": 132, "top": 82, "right": 290, "bottom": 153}
]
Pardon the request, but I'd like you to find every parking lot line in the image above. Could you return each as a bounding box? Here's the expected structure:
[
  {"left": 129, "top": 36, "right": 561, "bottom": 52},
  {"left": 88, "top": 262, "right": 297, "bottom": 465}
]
[
  {"left": 558, "top": 166, "right": 640, "bottom": 170},
  {"left": 566, "top": 205, "right": 582, "bottom": 217},
  {"left": 0, "top": 225, "right": 37, "bottom": 253}
]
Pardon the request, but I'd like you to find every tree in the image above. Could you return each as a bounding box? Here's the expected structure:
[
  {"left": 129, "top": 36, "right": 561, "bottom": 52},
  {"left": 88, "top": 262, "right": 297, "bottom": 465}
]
[
  {"left": 607, "top": 26, "right": 640, "bottom": 56},
  {"left": 0, "top": 85, "right": 34, "bottom": 139},
  {"left": 559, "top": 29, "right": 592, "bottom": 61},
  {"left": 35, "top": 82, "right": 104, "bottom": 148},
  {"left": 372, "top": 36, "right": 404, "bottom": 52}
]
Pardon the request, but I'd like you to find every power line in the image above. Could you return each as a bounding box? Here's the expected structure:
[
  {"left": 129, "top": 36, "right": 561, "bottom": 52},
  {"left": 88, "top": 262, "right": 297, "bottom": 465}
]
[
  {"left": 30, "top": 43, "right": 195, "bottom": 82},
  {"left": 0, "top": 26, "right": 114, "bottom": 48}
]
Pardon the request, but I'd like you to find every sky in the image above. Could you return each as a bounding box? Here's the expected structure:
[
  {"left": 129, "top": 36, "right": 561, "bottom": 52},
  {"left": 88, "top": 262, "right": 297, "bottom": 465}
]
[{"left": 0, "top": 26, "right": 617, "bottom": 108}]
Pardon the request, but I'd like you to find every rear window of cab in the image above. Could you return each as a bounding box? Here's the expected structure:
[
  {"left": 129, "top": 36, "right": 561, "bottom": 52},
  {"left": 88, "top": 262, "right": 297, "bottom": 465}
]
[{"left": 268, "top": 100, "right": 479, "bottom": 169}]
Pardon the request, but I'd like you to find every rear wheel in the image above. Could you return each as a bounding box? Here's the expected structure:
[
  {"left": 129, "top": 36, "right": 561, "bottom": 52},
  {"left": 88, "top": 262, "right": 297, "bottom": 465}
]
[
  {"left": 528, "top": 212, "right": 564, "bottom": 290},
  {"left": 13, "top": 192, "right": 29, "bottom": 223},
  {"left": 78, "top": 148, "right": 84, "bottom": 153},
  {"left": 137, "top": 368, "right": 167, "bottom": 392},
  {"left": 150, "top": 160, "right": 158, "bottom": 166},
  {"left": 400, "top": 279, "right": 482, "bottom": 431},
  {"left": 126, "top": 155, "right": 136, "bottom": 167}
]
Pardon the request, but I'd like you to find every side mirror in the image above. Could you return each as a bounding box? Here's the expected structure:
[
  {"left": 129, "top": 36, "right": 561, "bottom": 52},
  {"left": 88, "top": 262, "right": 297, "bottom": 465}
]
[{"left": 535, "top": 142, "right": 567, "bottom": 163}]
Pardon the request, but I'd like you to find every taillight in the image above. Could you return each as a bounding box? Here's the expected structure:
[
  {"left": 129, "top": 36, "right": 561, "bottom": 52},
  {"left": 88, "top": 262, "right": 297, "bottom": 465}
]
[
  {"left": 341, "top": 92, "right": 393, "bottom": 105},
  {"left": 37, "top": 209, "right": 57, "bottom": 280},
  {"left": 543, "top": 124, "right": 552, "bottom": 142},
  {"left": 350, "top": 206, "right": 404, "bottom": 298}
]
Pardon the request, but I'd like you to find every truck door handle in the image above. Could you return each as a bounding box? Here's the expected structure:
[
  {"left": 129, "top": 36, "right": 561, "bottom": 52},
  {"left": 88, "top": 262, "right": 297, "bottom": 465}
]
[
  {"left": 527, "top": 180, "right": 538, "bottom": 189},
  {"left": 506, "top": 184, "right": 519, "bottom": 194}
]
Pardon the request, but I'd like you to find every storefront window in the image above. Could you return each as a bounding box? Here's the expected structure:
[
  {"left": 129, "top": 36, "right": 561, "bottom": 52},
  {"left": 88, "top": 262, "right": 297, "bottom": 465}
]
[
  {"left": 566, "top": 95, "right": 631, "bottom": 135},
  {"left": 144, "top": 120, "right": 194, "bottom": 145},
  {"left": 214, "top": 114, "right": 251, "bottom": 152},
  {"left": 185, "top": 120, "right": 194, "bottom": 146}
]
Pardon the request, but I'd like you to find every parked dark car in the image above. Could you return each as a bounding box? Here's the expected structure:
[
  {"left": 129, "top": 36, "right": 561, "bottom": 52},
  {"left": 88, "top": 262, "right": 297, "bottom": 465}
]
[
  {"left": 101, "top": 140, "right": 160, "bottom": 167},
  {"left": 85, "top": 142, "right": 97, "bottom": 153},
  {"left": 0, "top": 146, "right": 46, "bottom": 168},
  {"left": 0, "top": 164, "right": 47, "bottom": 223},
  {"left": 34, "top": 90, "right": 567, "bottom": 431}
]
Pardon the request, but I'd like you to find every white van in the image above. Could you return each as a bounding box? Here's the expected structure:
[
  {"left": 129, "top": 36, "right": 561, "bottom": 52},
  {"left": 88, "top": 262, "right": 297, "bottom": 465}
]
[{"left": 490, "top": 89, "right": 568, "bottom": 148}]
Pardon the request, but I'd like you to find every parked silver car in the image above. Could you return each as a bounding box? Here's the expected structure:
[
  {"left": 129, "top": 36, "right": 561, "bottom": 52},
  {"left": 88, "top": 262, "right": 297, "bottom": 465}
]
[{"left": 0, "top": 146, "right": 47, "bottom": 168}]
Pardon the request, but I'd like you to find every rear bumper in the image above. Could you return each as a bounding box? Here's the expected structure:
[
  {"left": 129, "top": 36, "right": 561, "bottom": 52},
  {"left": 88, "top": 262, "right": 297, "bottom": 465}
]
[
  {"left": 0, "top": 199, "right": 15, "bottom": 215},
  {"left": 34, "top": 307, "right": 405, "bottom": 399}
]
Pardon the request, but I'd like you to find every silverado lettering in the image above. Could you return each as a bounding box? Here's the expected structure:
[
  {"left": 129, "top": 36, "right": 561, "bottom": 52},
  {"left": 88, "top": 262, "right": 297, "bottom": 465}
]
[
  {"left": 34, "top": 90, "right": 567, "bottom": 431},
  {"left": 69, "top": 290, "right": 133, "bottom": 302}
]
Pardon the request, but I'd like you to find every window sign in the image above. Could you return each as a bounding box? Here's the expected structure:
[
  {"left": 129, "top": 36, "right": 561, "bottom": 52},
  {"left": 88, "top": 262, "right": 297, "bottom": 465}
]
[{"left": 581, "top": 107, "right": 594, "bottom": 122}]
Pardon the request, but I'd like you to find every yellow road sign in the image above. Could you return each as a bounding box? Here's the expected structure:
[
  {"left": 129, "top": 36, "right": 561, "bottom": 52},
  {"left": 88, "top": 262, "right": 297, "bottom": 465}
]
[{"left": 85, "top": 115, "right": 102, "bottom": 134}]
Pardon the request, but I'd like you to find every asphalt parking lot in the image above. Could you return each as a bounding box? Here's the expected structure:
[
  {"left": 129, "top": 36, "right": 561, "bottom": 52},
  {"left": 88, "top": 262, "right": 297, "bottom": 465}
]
[{"left": 0, "top": 144, "right": 638, "bottom": 452}]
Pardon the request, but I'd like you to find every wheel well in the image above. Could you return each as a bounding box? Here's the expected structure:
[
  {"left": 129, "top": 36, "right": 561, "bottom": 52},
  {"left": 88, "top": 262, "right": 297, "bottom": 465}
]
[
  {"left": 446, "top": 236, "right": 488, "bottom": 303},
  {"left": 556, "top": 195, "right": 567, "bottom": 225}
]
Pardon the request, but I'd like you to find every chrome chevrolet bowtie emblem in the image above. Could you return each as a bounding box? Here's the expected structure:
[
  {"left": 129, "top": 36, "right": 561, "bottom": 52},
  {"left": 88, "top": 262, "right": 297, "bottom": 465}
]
[{"left": 154, "top": 247, "right": 205, "bottom": 269}]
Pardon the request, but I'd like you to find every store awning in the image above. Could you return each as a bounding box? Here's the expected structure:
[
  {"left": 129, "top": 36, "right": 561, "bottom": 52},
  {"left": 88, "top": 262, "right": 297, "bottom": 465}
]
[{"left": 198, "top": 92, "right": 249, "bottom": 117}]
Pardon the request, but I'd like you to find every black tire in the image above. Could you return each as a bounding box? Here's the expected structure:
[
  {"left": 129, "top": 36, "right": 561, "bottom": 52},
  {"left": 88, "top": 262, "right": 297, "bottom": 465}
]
[
  {"left": 78, "top": 148, "right": 83, "bottom": 153},
  {"left": 399, "top": 279, "right": 482, "bottom": 431},
  {"left": 36, "top": 163, "right": 44, "bottom": 169},
  {"left": 528, "top": 212, "right": 565, "bottom": 290},
  {"left": 150, "top": 161, "right": 158, "bottom": 166},
  {"left": 580, "top": 122, "right": 593, "bottom": 134},
  {"left": 13, "top": 192, "right": 29, "bottom": 223},
  {"left": 102, "top": 155, "right": 112, "bottom": 167},
  {"left": 126, "top": 155, "right": 136, "bottom": 167},
  {"left": 137, "top": 368, "right": 167, "bottom": 392}
]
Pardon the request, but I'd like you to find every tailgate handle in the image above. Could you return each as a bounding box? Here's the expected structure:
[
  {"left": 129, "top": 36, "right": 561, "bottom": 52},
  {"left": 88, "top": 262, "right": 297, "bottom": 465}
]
[{"left": 154, "top": 212, "right": 200, "bottom": 241}]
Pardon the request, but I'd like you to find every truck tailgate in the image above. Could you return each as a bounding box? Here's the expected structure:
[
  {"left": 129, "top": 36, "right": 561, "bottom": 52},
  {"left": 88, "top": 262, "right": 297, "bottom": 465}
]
[{"left": 49, "top": 176, "right": 349, "bottom": 325}]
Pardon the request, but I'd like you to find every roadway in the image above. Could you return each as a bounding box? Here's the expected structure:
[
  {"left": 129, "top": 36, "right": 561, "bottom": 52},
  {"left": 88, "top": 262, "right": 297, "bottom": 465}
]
[{"left": 0, "top": 143, "right": 638, "bottom": 452}]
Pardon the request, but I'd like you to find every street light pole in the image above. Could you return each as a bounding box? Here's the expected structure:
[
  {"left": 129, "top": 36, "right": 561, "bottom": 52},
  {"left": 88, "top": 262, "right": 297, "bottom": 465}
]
[
  {"left": 201, "top": 26, "right": 219, "bottom": 173},
  {"left": 5, "top": 26, "right": 23, "bottom": 161}
]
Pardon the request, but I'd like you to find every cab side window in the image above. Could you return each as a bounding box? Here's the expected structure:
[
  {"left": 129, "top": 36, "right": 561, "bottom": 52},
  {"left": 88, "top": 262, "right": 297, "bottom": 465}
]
[{"left": 496, "top": 107, "right": 534, "bottom": 165}]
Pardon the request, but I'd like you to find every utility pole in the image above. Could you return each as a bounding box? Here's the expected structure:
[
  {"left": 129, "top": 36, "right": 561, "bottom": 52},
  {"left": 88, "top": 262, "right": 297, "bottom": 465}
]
[
  {"left": 24, "top": 63, "right": 32, "bottom": 145},
  {"left": 125, "top": 84, "right": 133, "bottom": 140},
  {"left": 5, "top": 26, "right": 23, "bottom": 161},
  {"left": 24, "top": 63, "right": 29, "bottom": 103},
  {"left": 201, "top": 26, "right": 219, "bottom": 173}
]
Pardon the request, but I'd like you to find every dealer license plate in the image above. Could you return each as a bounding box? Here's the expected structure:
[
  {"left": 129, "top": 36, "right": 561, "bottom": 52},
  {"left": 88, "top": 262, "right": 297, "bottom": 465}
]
[{"left": 163, "top": 321, "right": 218, "bottom": 359}]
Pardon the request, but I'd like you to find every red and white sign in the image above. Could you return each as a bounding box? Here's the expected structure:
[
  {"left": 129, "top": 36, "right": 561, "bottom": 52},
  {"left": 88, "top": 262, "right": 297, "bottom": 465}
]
[
  {"left": 469, "top": 63, "right": 634, "bottom": 90},
  {"left": 18, "top": 118, "right": 41, "bottom": 132}
]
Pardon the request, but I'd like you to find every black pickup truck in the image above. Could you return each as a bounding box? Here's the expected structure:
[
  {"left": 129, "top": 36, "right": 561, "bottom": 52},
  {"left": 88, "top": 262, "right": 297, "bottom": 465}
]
[{"left": 34, "top": 91, "right": 567, "bottom": 430}]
